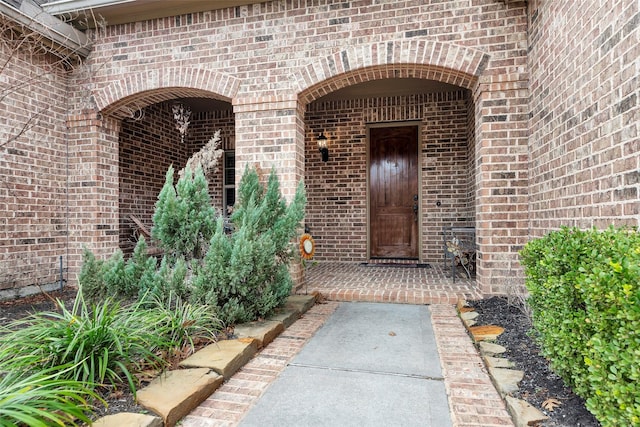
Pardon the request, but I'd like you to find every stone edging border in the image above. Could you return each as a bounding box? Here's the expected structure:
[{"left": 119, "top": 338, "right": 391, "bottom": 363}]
[
  {"left": 92, "top": 294, "right": 319, "bottom": 427},
  {"left": 457, "top": 302, "right": 549, "bottom": 427},
  {"left": 94, "top": 298, "right": 541, "bottom": 427}
]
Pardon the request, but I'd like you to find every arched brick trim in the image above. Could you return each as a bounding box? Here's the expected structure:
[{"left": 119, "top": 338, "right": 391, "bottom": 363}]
[
  {"left": 96, "top": 67, "right": 240, "bottom": 119},
  {"left": 295, "top": 40, "right": 489, "bottom": 105}
]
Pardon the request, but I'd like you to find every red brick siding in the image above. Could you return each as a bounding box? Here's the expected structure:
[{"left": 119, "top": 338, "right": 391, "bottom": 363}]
[
  {"left": 305, "top": 99, "right": 368, "bottom": 262},
  {"left": 87, "top": 0, "right": 525, "bottom": 104},
  {"left": 118, "top": 103, "right": 189, "bottom": 254},
  {"left": 186, "top": 108, "right": 236, "bottom": 211},
  {"left": 422, "top": 92, "right": 476, "bottom": 262},
  {"left": 473, "top": 76, "right": 530, "bottom": 294},
  {"left": 65, "top": 114, "right": 121, "bottom": 284},
  {"left": 466, "top": 97, "right": 477, "bottom": 215},
  {"left": 2, "top": 0, "right": 550, "bottom": 295},
  {"left": 73, "top": 0, "right": 528, "bottom": 293},
  {"left": 0, "top": 39, "right": 69, "bottom": 297},
  {"left": 527, "top": 0, "right": 640, "bottom": 235},
  {"left": 305, "top": 91, "right": 473, "bottom": 263}
]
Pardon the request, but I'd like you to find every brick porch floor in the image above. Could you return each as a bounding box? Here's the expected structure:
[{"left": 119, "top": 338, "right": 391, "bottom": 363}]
[
  {"left": 182, "top": 262, "right": 513, "bottom": 427},
  {"left": 300, "top": 261, "right": 482, "bottom": 304}
]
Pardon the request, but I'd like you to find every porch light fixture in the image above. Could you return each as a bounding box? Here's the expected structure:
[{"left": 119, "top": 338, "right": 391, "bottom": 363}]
[{"left": 317, "top": 132, "right": 329, "bottom": 162}]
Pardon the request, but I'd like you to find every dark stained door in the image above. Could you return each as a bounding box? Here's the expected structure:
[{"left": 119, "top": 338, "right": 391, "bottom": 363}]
[{"left": 369, "top": 126, "right": 419, "bottom": 259}]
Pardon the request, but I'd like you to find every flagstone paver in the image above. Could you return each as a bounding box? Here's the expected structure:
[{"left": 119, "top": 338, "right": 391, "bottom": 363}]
[
  {"left": 136, "top": 368, "right": 224, "bottom": 427},
  {"left": 489, "top": 367, "right": 525, "bottom": 396},
  {"left": 505, "top": 396, "right": 549, "bottom": 427},
  {"left": 92, "top": 413, "right": 162, "bottom": 427},
  {"left": 179, "top": 340, "right": 258, "bottom": 380},
  {"left": 233, "top": 320, "right": 284, "bottom": 349},
  {"left": 479, "top": 341, "right": 508, "bottom": 356}
]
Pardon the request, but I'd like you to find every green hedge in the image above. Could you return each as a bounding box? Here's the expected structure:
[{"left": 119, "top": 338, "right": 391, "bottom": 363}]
[{"left": 520, "top": 226, "right": 640, "bottom": 426}]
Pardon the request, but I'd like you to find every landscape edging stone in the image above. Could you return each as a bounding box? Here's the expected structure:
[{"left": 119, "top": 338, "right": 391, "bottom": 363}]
[
  {"left": 92, "top": 294, "right": 318, "bottom": 426},
  {"left": 457, "top": 300, "right": 548, "bottom": 427}
]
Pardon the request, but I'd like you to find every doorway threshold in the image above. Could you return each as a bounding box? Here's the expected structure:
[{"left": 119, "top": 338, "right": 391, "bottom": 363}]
[{"left": 360, "top": 260, "right": 431, "bottom": 268}]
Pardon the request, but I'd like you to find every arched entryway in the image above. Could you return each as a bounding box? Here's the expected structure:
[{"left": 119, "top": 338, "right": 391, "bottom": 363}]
[
  {"left": 64, "top": 68, "right": 239, "bottom": 279},
  {"left": 292, "top": 39, "right": 483, "bottom": 273},
  {"left": 291, "top": 39, "right": 529, "bottom": 295},
  {"left": 66, "top": 42, "right": 528, "bottom": 295},
  {"left": 301, "top": 76, "right": 475, "bottom": 269}
]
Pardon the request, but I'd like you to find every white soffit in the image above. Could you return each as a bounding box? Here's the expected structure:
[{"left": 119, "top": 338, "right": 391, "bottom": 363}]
[{"left": 42, "top": 0, "right": 257, "bottom": 25}]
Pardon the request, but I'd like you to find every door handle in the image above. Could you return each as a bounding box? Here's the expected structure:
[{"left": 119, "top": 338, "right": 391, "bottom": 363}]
[{"left": 412, "top": 194, "right": 418, "bottom": 222}]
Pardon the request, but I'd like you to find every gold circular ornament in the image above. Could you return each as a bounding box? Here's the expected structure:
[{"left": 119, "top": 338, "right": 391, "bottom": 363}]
[{"left": 299, "top": 234, "right": 316, "bottom": 260}]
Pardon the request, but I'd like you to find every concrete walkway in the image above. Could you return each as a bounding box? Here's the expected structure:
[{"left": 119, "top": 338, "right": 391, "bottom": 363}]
[
  {"left": 239, "top": 303, "right": 451, "bottom": 427},
  {"left": 182, "top": 299, "right": 514, "bottom": 427}
]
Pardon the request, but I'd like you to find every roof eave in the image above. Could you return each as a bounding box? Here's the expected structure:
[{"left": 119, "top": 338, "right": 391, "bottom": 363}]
[
  {"left": 0, "top": 0, "right": 90, "bottom": 58},
  {"left": 41, "top": 0, "right": 133, "bottom": 15}
]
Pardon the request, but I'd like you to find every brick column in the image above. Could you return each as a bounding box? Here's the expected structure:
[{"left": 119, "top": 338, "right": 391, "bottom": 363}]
[
  {"left": 474, "top": 74, "right": 529, "bottom": 295},
  {"left": 232, "top": 95, "right": 305, "bottom": 199},
  {"left": 233, "top": 96, "right": 306, "bottom": 290},
  {"left": 66, "top": 112, "right": 120, "bottom": 284}
]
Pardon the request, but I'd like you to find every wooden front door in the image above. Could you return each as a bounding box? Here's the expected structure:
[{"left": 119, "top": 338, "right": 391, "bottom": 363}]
[{"left": 369, "top": 125, "right": 419, "bottom": 259}]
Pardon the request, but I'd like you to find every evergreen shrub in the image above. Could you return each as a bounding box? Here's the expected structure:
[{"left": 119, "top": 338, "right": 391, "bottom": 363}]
[
  {"left": 190, "top": 167, "right": 306, "bottom": 324},
  {"left": 520, "top": 226, "right": 640, "bottom": 426},
  {"left": 80, "top": 164, "right": 306, "bottom": 326},
  {"left": 152, "top": 165, "right": 216, "bottom": 260},
  {"left": 79, "top": 237, "right": 156, "bottom": 302}
]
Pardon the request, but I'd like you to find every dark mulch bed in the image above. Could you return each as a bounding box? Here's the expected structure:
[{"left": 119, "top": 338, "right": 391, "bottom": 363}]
[
  {"left": 470, "top": 297, "right": 600, "bottom": 427},
  {"left": 0, "top": 288, "right": 78, "bottom": 322},
  {"left": 0, "top": 288, "right": 147, "bottom": 418}
]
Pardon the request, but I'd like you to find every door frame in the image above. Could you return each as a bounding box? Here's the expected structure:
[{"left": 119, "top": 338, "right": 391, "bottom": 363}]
[{"left": 366, "top": 121, "right": 423, "bottom": 261}]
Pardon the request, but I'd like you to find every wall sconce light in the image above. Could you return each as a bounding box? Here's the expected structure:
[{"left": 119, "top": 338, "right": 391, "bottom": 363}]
[{"left": 317, "top": 132, "right": 329, "bottom": 162}]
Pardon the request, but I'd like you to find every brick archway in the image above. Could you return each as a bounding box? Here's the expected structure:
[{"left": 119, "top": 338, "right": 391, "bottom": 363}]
[
  {"left": 294, "top": 39, "right": 529, "bottom": 296},
  {"left": 94, "top": 66, "right": 240, "bottom": 119},
  {"left": 294, "top": 40, "right": 489, "bottom": 104},
  {"left": 294, "top": 39, "right": 503, "bottom": 293}
]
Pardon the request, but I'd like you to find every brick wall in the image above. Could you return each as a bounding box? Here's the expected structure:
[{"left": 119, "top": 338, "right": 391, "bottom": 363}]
[
  {"left": 73, "top": 0, "right": 528, "bottom": 293},
  {"left": 465, "top": 97, "right": 476, "bottom": 216},
  {"left": 3, "top": 0, "right": 538, "bottom": 295},
  {"left": 527, "top": 0, "right": 639, "bottom": 234},
  {"left": 0, "top": 30, "right": 70, "bottom": 298},
  {"left": 118, "top": 103, "right": 189, "bottom": 254},
  {"left": 422, "top": 92, "right": 476, "bottom": 261},
  {"left": 305, "top": 91, "right": 473, "bottom": 263},
  {"left": 65, "top": 113, "right": 120, "bottom": 283},
  {"left": 80, "top": 0, "right": 528, "bottom": 174},
  {"left": 186, "top": 107, "right": 236, "bottom": 210}
]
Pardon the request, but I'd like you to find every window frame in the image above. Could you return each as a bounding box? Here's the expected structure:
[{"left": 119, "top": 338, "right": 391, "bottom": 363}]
[{"left": 222, "top": 150, "right": 235, "bottom": 216}]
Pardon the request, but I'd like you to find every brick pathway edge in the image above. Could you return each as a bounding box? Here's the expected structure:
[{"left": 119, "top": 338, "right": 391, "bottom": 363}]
[{"left": 182, "top": 302, "right": 514, "bottom": 427}]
